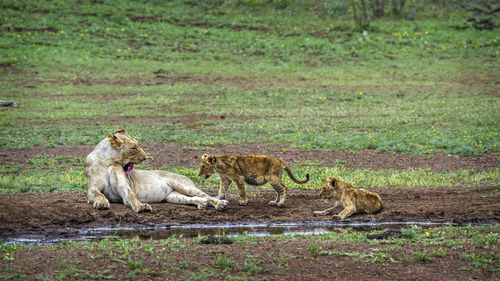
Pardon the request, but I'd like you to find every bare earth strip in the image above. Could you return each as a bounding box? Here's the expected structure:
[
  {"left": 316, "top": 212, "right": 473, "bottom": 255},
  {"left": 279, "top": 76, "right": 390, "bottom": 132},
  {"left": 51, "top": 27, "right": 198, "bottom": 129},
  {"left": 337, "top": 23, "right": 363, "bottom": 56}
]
[{"left": 0, "top": 143, "right": 498, "bottom": 172}]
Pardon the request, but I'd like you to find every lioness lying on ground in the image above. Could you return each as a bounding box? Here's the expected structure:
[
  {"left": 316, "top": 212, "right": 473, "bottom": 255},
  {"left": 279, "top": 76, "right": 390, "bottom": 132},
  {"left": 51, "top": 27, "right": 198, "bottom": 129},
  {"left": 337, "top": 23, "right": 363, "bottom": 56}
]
[
  {"left": 198, "top": 154, "right": 309, "bottom": 207},
  {"left": 314, "top": 177, "right": 382, "bottom": 219},
  {"left": 85, "top": 130, "right": 227, "bottom": 212}
]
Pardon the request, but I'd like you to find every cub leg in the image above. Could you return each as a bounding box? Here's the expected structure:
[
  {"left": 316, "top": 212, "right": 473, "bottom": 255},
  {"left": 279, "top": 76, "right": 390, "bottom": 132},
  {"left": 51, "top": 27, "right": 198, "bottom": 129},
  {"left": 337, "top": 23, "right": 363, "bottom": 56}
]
[
  {"left": 234, "top": 178, "right": 248, "bottom": 205},
  {"left": 217, "top": 177, "right": 232, "bottom": 200},
  {"left": 335, "top": 203, "right": 356, "bottom": 219},
  {"left": 165, "top": 191, "right": 208, "bottom": 209},
  {"left": 313, "top": 202, "right": 340, "bottom": 216},
  {"left": 109, "top": 164, "right": 151, "bottom": 212},
  {"left": 269, "top": 178, "right": 288, "bottom": 207}
]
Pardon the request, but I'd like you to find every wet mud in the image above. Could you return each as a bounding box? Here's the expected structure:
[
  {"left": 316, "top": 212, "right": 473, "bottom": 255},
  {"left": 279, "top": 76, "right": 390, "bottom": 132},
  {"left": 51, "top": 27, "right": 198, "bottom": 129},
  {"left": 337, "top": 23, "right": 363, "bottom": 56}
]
[{"left": 1, "top": 186, "right": 498, "bottom": 243}]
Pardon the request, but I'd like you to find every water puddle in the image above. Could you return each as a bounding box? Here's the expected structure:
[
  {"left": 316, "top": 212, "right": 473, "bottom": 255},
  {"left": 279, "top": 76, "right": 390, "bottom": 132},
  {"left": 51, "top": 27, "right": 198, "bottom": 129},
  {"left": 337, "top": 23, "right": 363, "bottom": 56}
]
[{"left": 2, "top": 220, "right": 496, "bottom": 244}]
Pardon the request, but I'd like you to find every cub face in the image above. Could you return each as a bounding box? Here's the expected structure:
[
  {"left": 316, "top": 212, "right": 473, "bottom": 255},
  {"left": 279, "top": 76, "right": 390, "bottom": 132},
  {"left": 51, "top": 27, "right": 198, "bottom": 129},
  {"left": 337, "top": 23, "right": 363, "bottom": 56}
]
[
  {"left": 108, "top": 130, "right": 147, "bottom": 165},
  {"left": 198, "top": 153, "right": 217, "bottom": 179},
  {"left": 319, "top": 177, "right": 337, "bottom": 200}
]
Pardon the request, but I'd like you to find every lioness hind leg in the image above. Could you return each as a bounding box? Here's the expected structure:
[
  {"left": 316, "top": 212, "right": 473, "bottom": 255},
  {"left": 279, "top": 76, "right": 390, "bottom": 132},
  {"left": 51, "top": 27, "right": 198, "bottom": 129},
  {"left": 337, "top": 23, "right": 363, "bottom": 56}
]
[{"left": 166, "top": 191, "right": 208, "bottom": 209}]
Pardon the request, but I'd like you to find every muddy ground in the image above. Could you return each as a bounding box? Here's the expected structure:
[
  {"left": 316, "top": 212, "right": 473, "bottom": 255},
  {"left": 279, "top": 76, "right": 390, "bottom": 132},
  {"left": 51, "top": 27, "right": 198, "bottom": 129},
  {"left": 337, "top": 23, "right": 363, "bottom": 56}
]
[{"left": 1, "top": 186, "right": 499, "bottom": 236}]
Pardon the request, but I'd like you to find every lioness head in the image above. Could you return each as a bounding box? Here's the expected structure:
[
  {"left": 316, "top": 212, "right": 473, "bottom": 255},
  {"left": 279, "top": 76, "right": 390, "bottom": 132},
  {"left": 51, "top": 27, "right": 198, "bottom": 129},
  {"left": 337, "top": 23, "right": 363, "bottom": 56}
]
[
  {"left": 107, "top": 130, "right": 147, "bottom": 174},
  {"left": 319, "top": 177, "right": 338, "bottom": 200},
  {"left": 198, "top": 153, "right": 217, "bottom": 179}
]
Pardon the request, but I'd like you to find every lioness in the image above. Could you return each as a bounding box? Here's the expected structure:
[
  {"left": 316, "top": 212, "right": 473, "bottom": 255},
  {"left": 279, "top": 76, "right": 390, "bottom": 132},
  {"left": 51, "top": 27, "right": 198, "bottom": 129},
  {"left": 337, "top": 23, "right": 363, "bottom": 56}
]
[
  {"left": 198, "top": 154, "right": 309, "bottom": 207},
  {"left": 85, "top": 130, "right": 227, "bottom": 212},
  {"left": 314, "top": 177, "right": 382, "bottom": 219}
]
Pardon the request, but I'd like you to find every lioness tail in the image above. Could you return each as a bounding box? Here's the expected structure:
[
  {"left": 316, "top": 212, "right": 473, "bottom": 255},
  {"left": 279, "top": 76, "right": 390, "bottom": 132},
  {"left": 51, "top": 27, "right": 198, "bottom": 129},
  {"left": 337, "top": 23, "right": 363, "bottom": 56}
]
[{"left": 284, "top": 166, "right": 310, "bottom": 184}]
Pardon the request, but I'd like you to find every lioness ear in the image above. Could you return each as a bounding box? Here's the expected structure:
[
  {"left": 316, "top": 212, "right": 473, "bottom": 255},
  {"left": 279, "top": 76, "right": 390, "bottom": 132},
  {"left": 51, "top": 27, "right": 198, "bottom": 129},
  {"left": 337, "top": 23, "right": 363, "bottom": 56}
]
[
  {"left": 115, "top": 129, "right": 127, "bottom": 135},
  {"left": 108, "top": 133, "right": 124, "bottom": 149}
]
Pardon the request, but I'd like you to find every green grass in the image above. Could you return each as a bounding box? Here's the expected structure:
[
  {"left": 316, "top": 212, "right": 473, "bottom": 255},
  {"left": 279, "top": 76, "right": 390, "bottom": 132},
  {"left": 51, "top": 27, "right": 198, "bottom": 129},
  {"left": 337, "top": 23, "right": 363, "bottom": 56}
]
[
  {"left": 0, "top": 155, "right": 497, "bottom": 193},
  {"left": 0, "top": 0, "right": 498, "bottom": 156}
]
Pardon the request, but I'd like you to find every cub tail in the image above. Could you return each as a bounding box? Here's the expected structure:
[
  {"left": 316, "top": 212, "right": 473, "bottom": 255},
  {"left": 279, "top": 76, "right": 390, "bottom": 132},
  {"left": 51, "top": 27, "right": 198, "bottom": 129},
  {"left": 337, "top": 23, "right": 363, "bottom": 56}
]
[{"left": 284, "top": 166, "right": 310, "bottom": 184}]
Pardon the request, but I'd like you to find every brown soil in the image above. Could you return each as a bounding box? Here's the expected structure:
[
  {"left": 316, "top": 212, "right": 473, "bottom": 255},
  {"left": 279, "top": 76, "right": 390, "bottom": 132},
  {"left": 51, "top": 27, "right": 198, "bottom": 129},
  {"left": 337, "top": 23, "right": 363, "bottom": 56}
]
[
  {"left": 1, "top": 186, "right": 498, "bottom": 234},
  {"left": 0, "top": 143, "right": 498, "bottom": 172}
]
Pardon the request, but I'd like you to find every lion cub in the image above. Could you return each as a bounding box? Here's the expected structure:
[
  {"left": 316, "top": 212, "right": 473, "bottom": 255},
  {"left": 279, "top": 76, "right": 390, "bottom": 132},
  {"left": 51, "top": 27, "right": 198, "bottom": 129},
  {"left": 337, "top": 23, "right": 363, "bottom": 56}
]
[
  {"left": 314, "top": 177, "right": 382, "bottom": 219},
  {"left": 199, "top": 154, "right": 309, "bottom": 207}
]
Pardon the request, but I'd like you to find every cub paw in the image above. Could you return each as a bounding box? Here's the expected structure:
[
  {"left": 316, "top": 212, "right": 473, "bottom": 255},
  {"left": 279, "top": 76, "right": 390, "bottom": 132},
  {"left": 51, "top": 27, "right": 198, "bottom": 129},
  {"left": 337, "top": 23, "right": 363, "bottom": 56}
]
[
  {"left": 313, "top": 211, "right": 323, "bottom": 217},
  {"left": 238, "top": 200, "right": 248, "bottom": 206}
]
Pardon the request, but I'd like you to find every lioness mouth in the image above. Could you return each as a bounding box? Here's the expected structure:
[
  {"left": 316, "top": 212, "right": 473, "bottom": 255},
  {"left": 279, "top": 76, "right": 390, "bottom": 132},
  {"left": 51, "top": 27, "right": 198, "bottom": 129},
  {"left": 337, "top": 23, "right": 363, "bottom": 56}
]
[{"left": 123, "top": 163, "right": 134, "bottom": 175}]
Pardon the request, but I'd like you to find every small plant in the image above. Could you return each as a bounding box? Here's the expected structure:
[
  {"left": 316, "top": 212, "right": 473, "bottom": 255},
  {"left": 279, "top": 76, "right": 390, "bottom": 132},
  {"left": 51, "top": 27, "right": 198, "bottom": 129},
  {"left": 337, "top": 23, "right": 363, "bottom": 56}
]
[
  {"left": 413, "top": 250, "right": 431, "bottom": 263},
  {"left": 127, "top": 259, "right": 143, "bottom": 270},
  {"left": 431, "top": 248, "right": 447, "bottom": 257},
  {"left": 307, "top": 244, "right": 330, "bottom": 256},
  {"left": 214, "top": 255, "right": 235, "bottom": 269},
  {"left": 243, "top": 256, "right": 264, "bottom": 275},
  {"left": 401, "top": 225, "right": 419, "bottom": 239}
]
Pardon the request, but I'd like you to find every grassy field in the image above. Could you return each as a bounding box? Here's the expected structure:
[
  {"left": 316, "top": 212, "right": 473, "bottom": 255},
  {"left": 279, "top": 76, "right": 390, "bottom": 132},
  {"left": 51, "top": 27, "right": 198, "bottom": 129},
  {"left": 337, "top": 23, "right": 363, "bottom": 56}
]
[{"left": 1, "top": 0, "right": 499, "bottom": 193}]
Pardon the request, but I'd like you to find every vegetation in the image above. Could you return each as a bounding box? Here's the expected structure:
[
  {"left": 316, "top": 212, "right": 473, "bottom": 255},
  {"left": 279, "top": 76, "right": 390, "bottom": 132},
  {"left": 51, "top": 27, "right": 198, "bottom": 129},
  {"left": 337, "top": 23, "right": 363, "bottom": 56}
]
[{"left": 0, "top": 0, "right": 498, "bottom": 155}]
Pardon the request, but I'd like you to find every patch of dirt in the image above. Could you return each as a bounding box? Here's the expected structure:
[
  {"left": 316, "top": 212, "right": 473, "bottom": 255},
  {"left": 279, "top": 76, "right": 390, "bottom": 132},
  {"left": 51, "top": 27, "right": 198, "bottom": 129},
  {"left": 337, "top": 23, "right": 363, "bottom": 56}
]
[
  {"left": 29, "top": 114, "right": 252, "bottom": 127},
  {"left": 0, "top": 143, "right": 497, "bottom": 173},
  {"left": 0, "top": 186, "right": 498, "bottom": 234}
]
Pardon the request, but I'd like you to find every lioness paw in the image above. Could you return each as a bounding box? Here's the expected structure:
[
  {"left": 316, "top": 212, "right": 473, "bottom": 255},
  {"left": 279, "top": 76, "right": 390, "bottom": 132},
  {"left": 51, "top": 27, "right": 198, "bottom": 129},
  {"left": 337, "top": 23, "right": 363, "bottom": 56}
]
[
  {"left": 268, "top": 200, "right": 277, "bottom": 206},
  {"left": 139, "top": 203, "right": 152, "bottom": 212},
  {"left": 197, "top": 199, "right": 208, "bottom": 209},
  {"left": 93, "top": 199, "right": 110, "bottom": 210},
  {"left": 215, "top": 199, "right": 228, "bottom": 211}
]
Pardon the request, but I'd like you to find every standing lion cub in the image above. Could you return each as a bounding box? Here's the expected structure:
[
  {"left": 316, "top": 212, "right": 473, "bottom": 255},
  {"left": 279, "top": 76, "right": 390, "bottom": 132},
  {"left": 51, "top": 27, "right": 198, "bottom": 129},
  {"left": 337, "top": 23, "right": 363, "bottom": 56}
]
[
  {"left": 198, "top": 154, "right": 309, "bottom": 207},
  {"left": 314, "top": 177, "right": 382, "bottom": 219}
]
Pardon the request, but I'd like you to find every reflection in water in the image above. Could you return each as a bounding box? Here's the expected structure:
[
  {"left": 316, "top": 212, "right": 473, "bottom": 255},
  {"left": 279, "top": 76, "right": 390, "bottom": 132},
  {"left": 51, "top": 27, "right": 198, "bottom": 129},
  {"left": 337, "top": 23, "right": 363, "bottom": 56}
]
[{"left": 2, "top": 220, "right": 493, "bottom": 244}]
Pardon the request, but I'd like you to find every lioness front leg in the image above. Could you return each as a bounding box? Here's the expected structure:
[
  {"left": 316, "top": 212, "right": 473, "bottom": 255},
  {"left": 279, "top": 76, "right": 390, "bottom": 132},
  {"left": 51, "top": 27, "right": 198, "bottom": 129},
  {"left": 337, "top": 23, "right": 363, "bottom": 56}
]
[
  {"left": 110, "top": 165, "right": 151, "bottom": 213},
  {"left": 313, "top": 204, "right": 339, "bottom": 216},
  {"left": 88, "top": 187, "right": 110, "bottom": 210}
]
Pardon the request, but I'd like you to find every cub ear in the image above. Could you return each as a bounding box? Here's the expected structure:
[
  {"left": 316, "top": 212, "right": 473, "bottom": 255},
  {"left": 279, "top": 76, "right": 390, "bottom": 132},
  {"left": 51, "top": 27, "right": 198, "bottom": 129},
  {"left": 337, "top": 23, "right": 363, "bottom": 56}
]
[
  {"left": 108, "top": 133, "right": 124, "bottom": 149},
  {"left": 208, "top": 155, "right": 217, "bottom": 165},
  {"left": 329, "top": 177, "right": 336, "bottom": 188}
]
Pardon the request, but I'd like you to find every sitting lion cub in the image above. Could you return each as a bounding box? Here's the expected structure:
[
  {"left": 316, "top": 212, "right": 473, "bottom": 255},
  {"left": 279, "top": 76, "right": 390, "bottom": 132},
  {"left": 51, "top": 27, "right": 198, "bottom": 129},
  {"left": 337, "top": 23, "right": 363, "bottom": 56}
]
[
  {"left": 314, "top": 177, "right": 382, "bottom": 219},
  {"left": 199, "top": 154, "right": 309, "bottom": 207},
  {"left": 85, "top": 130, "right": 227, "bottom": 212}
]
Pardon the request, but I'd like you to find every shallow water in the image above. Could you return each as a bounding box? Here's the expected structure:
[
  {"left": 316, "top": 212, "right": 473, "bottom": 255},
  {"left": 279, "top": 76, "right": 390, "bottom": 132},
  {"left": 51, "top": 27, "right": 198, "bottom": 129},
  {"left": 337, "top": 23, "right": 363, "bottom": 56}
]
[{"left": 3, "top": 220, "right": 496, "bottom": 245}]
